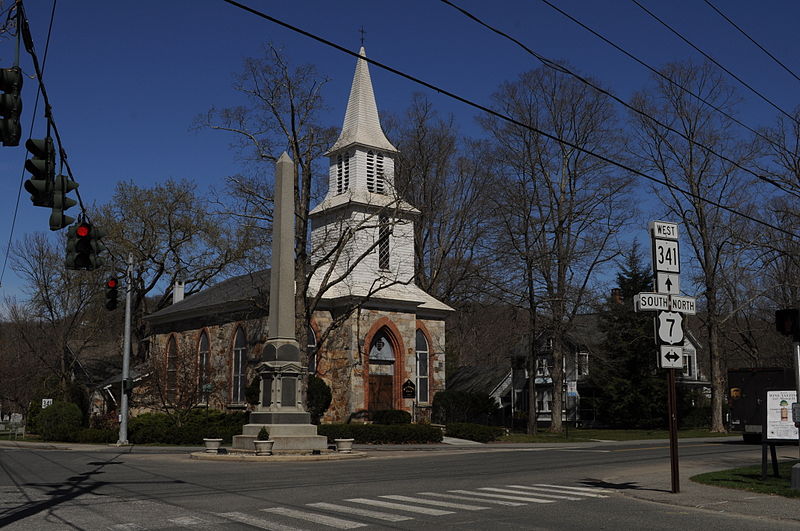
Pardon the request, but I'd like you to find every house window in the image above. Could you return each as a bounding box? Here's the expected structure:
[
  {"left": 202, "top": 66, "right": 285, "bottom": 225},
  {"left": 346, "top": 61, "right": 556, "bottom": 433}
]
[
  {"left": 336, "top": 152, "right": 351, "bottom": 194},
  {"left": 198, "top": 332, "right": 210, "bottom": 397},
  {"left": 378, "top": 215, "right": 390, "bottom": 270},
  {"left": 682, "top": 349, "right": 695, "bottom": 379},
  {"left": 232, "top": 328, "right": 247, "bottom": 403},
  {"left": 166, "top": 336, "right": 177, "bottom": 402},
  {"left": 416, "top": 329, "right": 429, "bottom": 403},
  {"left": 536, "top": 358, "right": 551, "bottom": 377},
  {"left": 307, "top": 324, "right": 317, "bottom": 375},
  {"left": 578, "top": 352, "right": 589, "bottom": 376}
]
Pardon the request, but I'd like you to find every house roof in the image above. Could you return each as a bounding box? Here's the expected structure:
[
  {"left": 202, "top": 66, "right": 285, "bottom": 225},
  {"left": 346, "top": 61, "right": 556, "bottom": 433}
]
[
  {"left": 145, "top": 269, "right": 270, "bottom": 325},
  {"left": 447, "top": 365, "right": 511, "bottom": 397}
]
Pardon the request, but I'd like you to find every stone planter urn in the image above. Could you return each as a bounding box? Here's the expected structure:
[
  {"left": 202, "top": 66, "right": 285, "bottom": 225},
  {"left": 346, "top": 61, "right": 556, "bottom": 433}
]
[
  {"left": 334, "top": 438, "right": 354, "bottom": 454},
  {"left": 254, "top": 439, "right": 275, "bottom": 456},
  {"left": 203, "top": 438, "right": 223, "bottom": 454}
]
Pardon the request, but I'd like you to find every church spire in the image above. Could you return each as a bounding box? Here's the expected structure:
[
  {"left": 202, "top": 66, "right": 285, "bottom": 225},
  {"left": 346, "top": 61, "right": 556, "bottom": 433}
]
[{"left": 327, "top": 47, "right": 397, "bottom": 154}]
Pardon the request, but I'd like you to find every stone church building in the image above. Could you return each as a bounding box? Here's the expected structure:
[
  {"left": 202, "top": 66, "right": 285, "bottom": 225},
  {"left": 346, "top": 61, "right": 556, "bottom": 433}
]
[{"left": 145, "top": 48, "right": 452, "bottom": 423}]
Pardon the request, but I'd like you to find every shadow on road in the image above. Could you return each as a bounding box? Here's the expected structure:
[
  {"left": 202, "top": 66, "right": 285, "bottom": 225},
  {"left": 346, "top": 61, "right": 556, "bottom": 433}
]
[{"left": 579, "top": 478, "right": 671, "bottom": 493}]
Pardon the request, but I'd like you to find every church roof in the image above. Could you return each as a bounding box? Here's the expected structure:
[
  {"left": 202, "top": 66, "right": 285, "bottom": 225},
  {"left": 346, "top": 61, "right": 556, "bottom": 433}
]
[{"left": 326, "top": 47, "right": 398, "bottom": 155}]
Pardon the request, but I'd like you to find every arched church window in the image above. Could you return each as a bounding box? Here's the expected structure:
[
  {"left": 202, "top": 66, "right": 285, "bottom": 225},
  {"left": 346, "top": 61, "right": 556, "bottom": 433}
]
[
  {"left": 198, "top": 331, "right": 209, "bottom": 398},
  {"left": 415, "top": 329, "right": 429, "bottom": 403},
  {"left": 166, "top": 336, "right": 177, "bottom": 402},
  {"left": 378, "top": 215, "right": 390, "bottom": 270},
  {"left": 307, "top": 324, "right": 317, "bottom": 375},
  {"left": 369, "top": 330, "right": 395, "bottom": 364},
  {"left": 232, "top": 328, "right": 247, "bottom": 403}
]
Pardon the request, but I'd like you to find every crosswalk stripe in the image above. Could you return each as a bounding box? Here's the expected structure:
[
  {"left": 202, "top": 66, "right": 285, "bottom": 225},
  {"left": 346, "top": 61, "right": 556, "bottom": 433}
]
[
  {"left": 508, "top": 485, "right": 607, "bottom": 498},
  {"left": 418, "top": 491, "right": 526, "bottom": 507},
  {"left": 533, "top": 484, "right": 612, "bottom": 494},
  {"left": 262, "top": 507, "right": 366, "bottom": 529},
  {"left": 530, "top": 484, "right": 610, "bottom": 497},
  {"left": 448, "top": 489, "right": 555, "bottom": 504},
  {"left": 168, "top": 515, "right": 216, "bottom": 527},
  {"left": 346, "top": 498, "right": 454, "bottom": 515},
  {"left": 380, "top": 494, "right": 489, "bottom": 511},
  {"left": 308, "top": 502, "right": 413, "bottom": 522},
  {"left": 217, "top": 511, "right": 305, "bottom": 531},
  {"left": 108, "top": 525, "right": 145, "bottom": 530},
  {"left": 483, "top": 487, "right": 581, "bottom": 500}
]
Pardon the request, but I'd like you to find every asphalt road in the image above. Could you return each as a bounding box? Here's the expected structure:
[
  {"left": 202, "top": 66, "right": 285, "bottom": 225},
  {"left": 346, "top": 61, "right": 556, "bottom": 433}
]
[{"left": 1, "top": 438, "right": 798, "bottom": 530}]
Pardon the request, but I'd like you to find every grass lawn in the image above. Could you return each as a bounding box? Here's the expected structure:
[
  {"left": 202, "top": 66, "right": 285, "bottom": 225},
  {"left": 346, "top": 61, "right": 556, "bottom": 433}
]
[
  {"left": 498, "top": 428, "right": 734, "bottom": 444},
  {"left": 692, "top": 460, "right": 800, "bottom": 498}
]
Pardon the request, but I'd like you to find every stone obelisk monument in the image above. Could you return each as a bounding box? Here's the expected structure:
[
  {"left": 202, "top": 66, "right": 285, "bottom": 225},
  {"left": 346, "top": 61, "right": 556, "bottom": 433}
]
[{"left": 233, "top": 152, "right": 327, "bottom": 453}]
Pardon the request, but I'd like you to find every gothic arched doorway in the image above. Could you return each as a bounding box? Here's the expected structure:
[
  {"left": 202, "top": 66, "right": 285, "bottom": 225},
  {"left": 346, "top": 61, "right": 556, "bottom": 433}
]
[{"left": 368, "top": 329, "right": 395, "bottom": 411}]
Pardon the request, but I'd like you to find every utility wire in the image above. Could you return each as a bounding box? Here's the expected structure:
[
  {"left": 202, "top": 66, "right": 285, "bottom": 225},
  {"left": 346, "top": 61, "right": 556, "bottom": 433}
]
[
  {"left": 0, "top": 0, "right": 55, "bottom": 288},
  {"left": 220, "top": 0, "right": 796, "bottom": 239},
  {"left": 538, "top": 0, "right": 795, "bottom": 162},
  {"left": 631, "top": 0, "right": 799, "bottom": 127},
  {"left": 440, "top": 0, "right": 800, "bottom": 201},
  {"left": 703, "top": 0, "right": 800, "bottom": 85}
]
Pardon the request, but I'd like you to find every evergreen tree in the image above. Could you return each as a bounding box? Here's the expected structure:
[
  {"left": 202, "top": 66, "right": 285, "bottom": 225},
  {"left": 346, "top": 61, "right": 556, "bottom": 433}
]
[{"left": 583, "top": 243, "right": 667, "bottom": 428}]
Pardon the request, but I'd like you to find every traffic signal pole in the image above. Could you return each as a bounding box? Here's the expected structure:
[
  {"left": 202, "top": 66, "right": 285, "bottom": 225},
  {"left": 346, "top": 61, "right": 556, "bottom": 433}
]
[{"left": 117, "top": 253, "right": 133, "bottom": 446}]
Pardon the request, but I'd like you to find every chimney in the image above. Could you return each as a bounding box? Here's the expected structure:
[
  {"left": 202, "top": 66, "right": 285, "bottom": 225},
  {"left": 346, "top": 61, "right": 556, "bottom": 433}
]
[
  {"left": 173, "top": 280, "right": 185, "bottom": 304},
  {"left": 611, "top": 288, "right": 623, "bottom": 305}
]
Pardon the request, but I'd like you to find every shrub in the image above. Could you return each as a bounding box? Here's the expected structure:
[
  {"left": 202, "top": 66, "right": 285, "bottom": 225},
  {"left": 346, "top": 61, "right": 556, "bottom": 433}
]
[
  {"left": 37, "top": 401, "right": 83, "bottom": 442},
  {"left": 370, "top": 409, "right": 411, "bottom": 425},
  {"left": 318, "top": 423, "right": 442, "bottom": 444},
  {"left": 245, "top": 378, "right": 261, "bottom": 406},
  {"left": 445, "top": 422, "right": 504, "bottom": 443},
  {"left": 432, "top": 390, "right": 498, "bottom": 424},
  {"left": 75, "top": 428, "right": 118, "bottom": 444},
  {"left": 256, "top": 427, "right": 270, "bottom": 440},
  {"left": 307, "top": 375, "right": 332, "bottom": 424},
  {"left": 128, "top": 410, "right": 247, "bottom": 445}
]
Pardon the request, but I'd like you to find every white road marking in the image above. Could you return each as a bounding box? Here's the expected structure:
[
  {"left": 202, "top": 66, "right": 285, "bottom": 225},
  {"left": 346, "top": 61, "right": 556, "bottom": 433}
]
[
  {"left": 308, "top": 502, "right": 413, "bottom": 522},
  {"left": 108, "top": 525, "right": 145, "bottom": 530},
  {"left": 448, "top": 489, "right": 555, "bottom": 504},
  {"left": 509, "top": 485, "right": 607, "bottom": 498},
  {"left": 346, "top": 498, "right": 454, "bottom": 515},
  {"left": 168, "top": 515, "right": 216, "bottom": 527},
  {"left": 532, "top": 484, "right": 611, "bottom": 496},
  {"left": 418, "top": 491, "right": 526, "bottom": 507},
  {"left": 380, "top": 494, "right": 489, "bottom": 511},
  {"left": 484, "top": 487, "right": 581, "bottom": 500},
  {"left": 217, "top": 511, "right": 305, "bottom": 531},
  {"left": 262, "top": 507, "right": 366, "bottom": 529}
]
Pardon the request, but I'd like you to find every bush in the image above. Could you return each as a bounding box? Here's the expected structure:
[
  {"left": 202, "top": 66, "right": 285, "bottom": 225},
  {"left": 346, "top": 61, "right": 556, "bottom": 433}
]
[
  {"left": 446, "top": 422, "right": 504, "bottom": 443},
  {"left": 75, "top": 428, "right": 118, "bottom": 444},
  {"left": 128, "top": 410, "right": 247, "bottom": 445},
  {"left": 318, "top": 423, "right": 442, "bottom": 444},
  {"left": 37, "top": 401, "right": 83, "bottom": 442},
  {"left": 256, "top": 426, "right": 270, "bottom": 440},
  {"left": 371, "top": 409, "right": 411, "bottom": 425},
  {"left": 307, "top": 375, "right": 332, "bottom": 424},
  {"left": 245, "top": 378, "right": 261, "bottom": 406},
  {"left": 432, "top": 390, "right": 498, "bottom": 424}
]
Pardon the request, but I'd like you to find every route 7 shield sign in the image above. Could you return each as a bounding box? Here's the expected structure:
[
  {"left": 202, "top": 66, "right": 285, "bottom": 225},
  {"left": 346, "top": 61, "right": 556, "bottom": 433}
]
[{"left": 656, "top": 311, "right": 684, "bottom": 345}]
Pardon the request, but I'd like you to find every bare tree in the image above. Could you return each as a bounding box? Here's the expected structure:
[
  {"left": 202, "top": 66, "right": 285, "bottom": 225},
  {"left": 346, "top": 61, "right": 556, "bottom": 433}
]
[
  {"left": 630, "top": 61, "right": 759, "bottom": 431},
  {"left": 482, "top": 66, "right": 631, "bottom": 433}
]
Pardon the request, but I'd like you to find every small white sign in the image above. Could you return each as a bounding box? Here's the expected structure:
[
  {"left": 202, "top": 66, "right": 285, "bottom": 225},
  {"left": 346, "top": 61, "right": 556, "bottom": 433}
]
[
  {"left": 656, "top": 272, "right": 680, "bottom": 295},
  {"left": 566, "top": 381, "right": 578, "bottom": 397},
  {"left": 41, "top": 399, "right": 53, "bottom": 409},
  {"left": 765, "top": 390, "right": 799, "bottom": 441},
  {"left": 657, "top": 311, "right": 684, "bottom": 344},
  {"left": 653, "top": 239, "right": 680, "bottom": 273},
  {"left": 659, "top": 345, "right": 683, "bottom": 369},
  {"left": 649, "top": 221, "right": 679, "bottom": 240},
  {"left": 670, "top": 296, "right": 696, "bottom": 315},
  {"left": 635, "top": 292, "right": 669, "bottom": 312}
]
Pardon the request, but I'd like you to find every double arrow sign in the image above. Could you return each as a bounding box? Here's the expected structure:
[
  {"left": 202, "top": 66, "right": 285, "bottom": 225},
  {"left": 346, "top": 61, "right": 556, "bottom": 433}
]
[{"left": 634, "top": 221, "right": 696, "bottom": 370}]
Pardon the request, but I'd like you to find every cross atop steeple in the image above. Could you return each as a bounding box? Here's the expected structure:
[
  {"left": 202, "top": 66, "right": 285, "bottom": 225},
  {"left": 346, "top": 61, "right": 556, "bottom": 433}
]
[{"left": 359, "top": 26, "right": 366, "bottom": 47}]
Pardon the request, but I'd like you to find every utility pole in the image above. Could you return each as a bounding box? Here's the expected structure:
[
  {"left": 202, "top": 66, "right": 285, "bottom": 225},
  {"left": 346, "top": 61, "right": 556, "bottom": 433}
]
[{"left": 117, "top": 253, "right": 133, "bottom": 445}]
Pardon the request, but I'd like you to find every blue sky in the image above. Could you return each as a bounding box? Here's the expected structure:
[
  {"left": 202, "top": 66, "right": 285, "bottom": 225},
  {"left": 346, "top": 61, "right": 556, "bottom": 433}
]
[{"left": 0, "top": 0, "right": 798, "bottom": 298}]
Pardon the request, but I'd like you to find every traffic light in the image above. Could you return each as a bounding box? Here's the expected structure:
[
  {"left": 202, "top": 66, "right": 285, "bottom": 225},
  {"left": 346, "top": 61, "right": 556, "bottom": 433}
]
[
  {"left": 65, "top": 222, "right": 105, "bottom": 270},
  {"left": 105, "top": 277, "right": 119, "bottom": 310},
  {"left": 49, "top": 175, "right": 78, "bottom": 231},
  {"left": 0, "top": 66, "right": 22, "bottom": 147},
  {"left": 775, "top": 308, "right": 800, "bottom": 341},
  {"left": 23, "top": 136, "right": 55, "bottom": 207}
]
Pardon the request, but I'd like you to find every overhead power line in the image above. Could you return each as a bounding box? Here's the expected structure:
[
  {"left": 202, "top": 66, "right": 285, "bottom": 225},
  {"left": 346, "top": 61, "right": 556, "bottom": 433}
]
[
  {"left": 221, "top": 0, "right": 796, "bottom": 239},
  {"left": 537, "top": 0, "right": 795, "bottom": 162},
  {"left": 440, "top": 0, "right": 800, "bottom": 201},
  {"left": 703, "top": 0, "right": 800, "bottom": 85},
  {"left": 630, "top": 0, "right": 800, "bottom": 127}
]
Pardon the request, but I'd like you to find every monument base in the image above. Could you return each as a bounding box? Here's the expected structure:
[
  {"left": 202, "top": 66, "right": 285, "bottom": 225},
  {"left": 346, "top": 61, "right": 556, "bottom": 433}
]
[{"left": 233, "top": 423, "right": 328, "bottom": 453}]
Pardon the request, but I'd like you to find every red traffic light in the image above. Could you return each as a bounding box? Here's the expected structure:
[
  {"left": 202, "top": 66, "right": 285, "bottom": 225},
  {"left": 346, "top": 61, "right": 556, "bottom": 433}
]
[
  {"left": 106, "top": 278, "right": 118, "bottom": 289},
  {"left": 76, "top": 223, "right": 90, "bottom": 238}
]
